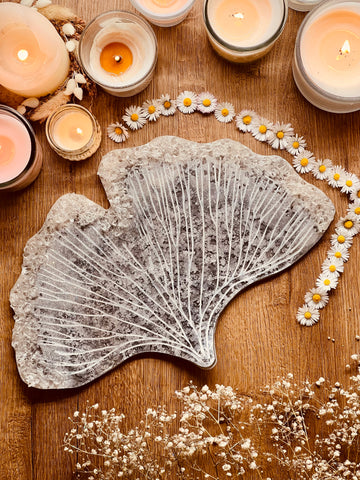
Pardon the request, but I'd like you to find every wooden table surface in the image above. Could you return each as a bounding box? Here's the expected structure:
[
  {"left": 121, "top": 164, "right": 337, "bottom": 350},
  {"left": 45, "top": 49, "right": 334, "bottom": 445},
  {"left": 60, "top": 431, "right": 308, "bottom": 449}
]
[{"left": 1, "top": 1, "right": 360, "bottom": 479}]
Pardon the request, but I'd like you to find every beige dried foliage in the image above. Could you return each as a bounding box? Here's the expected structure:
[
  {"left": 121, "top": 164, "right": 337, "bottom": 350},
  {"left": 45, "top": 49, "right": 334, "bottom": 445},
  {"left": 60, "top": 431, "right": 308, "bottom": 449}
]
[
  {"left": 38, "top": 4, "right": 76, "bottom": 21},
  {"left": 30, "top": 91, "right": 70, "bottom": 122}
]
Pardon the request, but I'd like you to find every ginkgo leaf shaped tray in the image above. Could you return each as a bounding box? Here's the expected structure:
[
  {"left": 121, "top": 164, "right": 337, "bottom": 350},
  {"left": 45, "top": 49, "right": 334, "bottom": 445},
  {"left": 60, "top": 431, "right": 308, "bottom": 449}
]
[{"left": 11, "top": 137, "right": 335, "bottom": 389}]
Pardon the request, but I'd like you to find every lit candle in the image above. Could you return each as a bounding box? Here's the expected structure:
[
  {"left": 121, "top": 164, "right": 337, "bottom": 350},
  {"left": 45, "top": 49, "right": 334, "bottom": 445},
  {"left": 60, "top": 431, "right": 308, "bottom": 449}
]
[
  {"left": 0, "top": 2, "right": 70, "bottom": 98},
  {"left": 293, "top": 0, "right": 360, "bottom": 113},
  {"left": 79, "top": 11, "right": 157, "bottom": 97},
  {"left": 0, "top": 105, "right": 43, "bottom": 192},
  {"left": 45, "top": 104, "right": 101, "bottom": 161},
  {"left": 203, "top": 0, "right": 288, "bottom": 62},
  {"left": 129, "top": 0, "right": 195, "bottom": 27}
]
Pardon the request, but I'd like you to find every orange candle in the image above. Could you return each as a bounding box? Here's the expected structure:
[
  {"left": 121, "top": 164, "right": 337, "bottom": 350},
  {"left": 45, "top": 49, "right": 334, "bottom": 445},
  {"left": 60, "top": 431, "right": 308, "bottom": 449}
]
[
  {"left": 0, "top": 2, "right": 70, "bottom": 98},
  {"left": 100, "top": 43, "right": 133, "bottom": 75}
]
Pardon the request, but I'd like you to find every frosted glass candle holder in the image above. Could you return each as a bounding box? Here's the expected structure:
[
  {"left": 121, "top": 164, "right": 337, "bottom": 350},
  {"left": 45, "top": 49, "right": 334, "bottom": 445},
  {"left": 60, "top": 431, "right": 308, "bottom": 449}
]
[{"left": 129, "top": 0, "right": 195, "bottom": 26}]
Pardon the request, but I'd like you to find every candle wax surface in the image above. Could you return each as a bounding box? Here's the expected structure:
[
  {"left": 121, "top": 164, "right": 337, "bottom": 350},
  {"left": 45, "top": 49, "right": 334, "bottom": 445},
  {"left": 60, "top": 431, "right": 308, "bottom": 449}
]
[
  {"left": 135, "top": 0, "right": 187, "bottom": 14},
  {"left": 209, "top": 0, "right": 273, "bottom": 47},
  {"left": 0, "top": 114, "right": 32, "bottom": 183},
  {"left": 100, "top": 42, "right": 133, "bottom": 75},
  {"left": 301, "top": 9, "right": 360, "bottom": 97},
  {"left": 52, "top": 111, "right": 94, "bottom": 151}
]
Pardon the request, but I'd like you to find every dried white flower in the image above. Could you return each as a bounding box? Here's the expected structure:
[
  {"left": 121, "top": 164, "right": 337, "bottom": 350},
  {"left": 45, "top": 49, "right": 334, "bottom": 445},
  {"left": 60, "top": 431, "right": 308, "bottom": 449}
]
[
  {"left": 66, "top": 40, "right": 77, "bottom": 53},
  {"left": 16, "top": 105, "right": 27, "bottom": 115},
  {"left": 62, "top": 22, "right": 76, "bottom": 36},
  {"left": 21, "top": 97, "right": 40, "bottom": 109},
  {"left": 74, "top": 73, "right": 87, "bottom": 84},
  {"left": 73, "top": 87, "right": 83, "bottom": 101}
]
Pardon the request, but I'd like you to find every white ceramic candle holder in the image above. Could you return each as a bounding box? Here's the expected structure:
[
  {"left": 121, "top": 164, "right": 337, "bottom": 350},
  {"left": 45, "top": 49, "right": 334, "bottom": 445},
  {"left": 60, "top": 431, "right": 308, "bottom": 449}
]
[
  {"left": 292, "top": 0, "right": 360, "bottom": 113},
  {"left": 79, "top": 11, "right": 157, "bottom": 97},
  {"left": 203, "top": 0, "right": 288, "bottom": 63},
  {"left": 129, "top": 0, "right": 195, "bottom": 27}
]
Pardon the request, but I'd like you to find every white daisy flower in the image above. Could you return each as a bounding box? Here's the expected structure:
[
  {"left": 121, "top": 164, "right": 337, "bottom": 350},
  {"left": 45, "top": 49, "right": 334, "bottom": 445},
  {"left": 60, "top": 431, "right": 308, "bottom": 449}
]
[
  {"left": 176, "top": 91, "right": 198, "bottom": 114},
  {"left": 330, "top": 231, "right": 353, "bottom": 250},
  {"left": 347, "top": 201, "right": 360, "bottom": 219},
  {"left": 214, "top": 102, "right": 235, "bottom": 123},
  {"left": 293, "top": 150, "right": 316, "bottom": 174},
  {"left": 235, "top": 110, "right": 258, "bottom": 132},
  {"left": 311, "top": 158, "right": 332, "bottom": 181},
  {"left": 349, "top": 183, "right": 360, "bottom": 202},
  {"left": 197, "top": 92, "right": 217, "bottom": 114},
  {"left": 122, "top": 106, "right": 147, "bottom": 130},
  {"left": 328, "top": 244, "right": 350, "bottom": 263},
  {"left": 142, "top": 99, "right": 161, "bottom": 122},
  {"left": 251, "top": 117, "right": 273, "bottom": 142},
  {"left": 321, "top": 257, "right": 344, "bottom": 276},
  {"left": 296, "top": 304, "right": 320, "bottom": 326},
  {"left": 107, "top": 123, "right": 129, "bottom": 143},
  {"left": 335, "top": 213, "right": 360, "bottom": 237},
  {"left": 316, "top": 272, "right": 339, "bottom": 291},
  {"left": 158, "top": 94, "right": 176, "bottom": 116},
  {"left": 338, "top": 172, "right": 360, "bottom": 194},
  {"left": 286, "top": 134, "right": 307, "bottom": 156},
  {"left": 267, "top": 122, "right": 294, "bottom": 150},
  {"left": 304, "top": 287, "right": 329, "bottom": 310},
  {"left": 326, "top": 165, "right": 347, "bottom": 189}
]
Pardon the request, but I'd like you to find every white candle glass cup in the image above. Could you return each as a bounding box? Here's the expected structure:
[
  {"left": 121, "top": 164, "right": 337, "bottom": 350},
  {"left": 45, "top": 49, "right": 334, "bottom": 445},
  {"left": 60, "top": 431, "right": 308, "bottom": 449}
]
[
  {"left": 129, "top": 0, "right": 195, "bottom": 26},
  {"left": 293, "top": 0, "right": 360, "bottom": 113},
  {"left": 45, "top": 104, "right": 101, "bottom": 161},
  {"left": 79, "top": 11, "right": 158, "bottom": 97},
  {"left": 0, "top": 105, "right": 43, "bottom": 192},
  {"left": 288, "top": 0, "right": 322, "bottom": 11},
  {"left": 203, "top": 0, "right": 288, "bottom": 63}
]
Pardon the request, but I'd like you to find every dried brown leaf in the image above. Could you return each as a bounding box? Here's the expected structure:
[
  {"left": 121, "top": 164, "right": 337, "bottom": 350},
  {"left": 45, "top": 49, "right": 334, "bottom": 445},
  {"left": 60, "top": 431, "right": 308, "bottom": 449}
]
[
  {"left": 38, "top": 4, "right": 76, "bottom": 22},
  {"left": 30, "top": 91, "right": 70, "bottom": 122}
]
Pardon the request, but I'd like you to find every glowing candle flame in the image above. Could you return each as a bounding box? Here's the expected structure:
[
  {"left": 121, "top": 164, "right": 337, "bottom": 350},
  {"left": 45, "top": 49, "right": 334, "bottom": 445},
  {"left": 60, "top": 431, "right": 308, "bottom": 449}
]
[
  {"left": 341, "top": 40, "right": 351, "bottom": 54},
  {"left": 17, "top": 49, "right": 29, "bottom": 62},
  {"left": 76, "top": 128, "right": 83, "bottom": 136},
  {"left": 232, "top": 12, "right": 244, "bottom": 19}
]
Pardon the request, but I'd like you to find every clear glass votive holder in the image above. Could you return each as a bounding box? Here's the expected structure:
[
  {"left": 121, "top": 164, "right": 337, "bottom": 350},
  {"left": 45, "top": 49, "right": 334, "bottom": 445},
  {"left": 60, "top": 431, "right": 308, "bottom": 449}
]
[
  {"left": 45, "top": 104, "right": 101, "bottom": 161},
  {"left": 288, "top": 0, "right": 322, "bottom": 12},
  {"left": 79, "top": 11, "right": 158, "bottom": 97},
  {"left": 292, "top": 0, "right": 360, "bottom": 113},
  {"left": 0, "top": 105, "right": 43, "bottom": 192},
  {"left": 203, "top": 0, "right": 288, "bottom": 63},
  {"left": 129, "top": 0, "right": 195, "bottom": 27}
]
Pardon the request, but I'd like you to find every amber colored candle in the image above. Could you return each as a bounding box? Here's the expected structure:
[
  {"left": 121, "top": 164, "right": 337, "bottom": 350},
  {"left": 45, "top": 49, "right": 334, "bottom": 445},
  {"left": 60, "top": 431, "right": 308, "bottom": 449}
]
[
  {"left": 52, "top": 111, "right": 94, "bottom": 151},
  {"left": 100, "top": 43, "right": 133, "bottom": 75}
]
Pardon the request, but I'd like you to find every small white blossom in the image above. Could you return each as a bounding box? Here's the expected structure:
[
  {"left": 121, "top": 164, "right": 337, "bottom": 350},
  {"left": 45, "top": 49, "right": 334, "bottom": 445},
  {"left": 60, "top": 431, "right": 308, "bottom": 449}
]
[
  {"left": 122, "top": 106, "right": 147, "bottom": 130},
  {"left": 62, "top": 22, "right": 76, "bottom": 36},
  {"left": 296, "top": 304, "right": 320, "bottom": 326},
  {"left": 267, "top": 122, "right": 294, "bottom": 150},
  {"left": 286, "top": 134, "right": 307, "bottom": 155},
  {"left": 197, "top": 92, "right": 217, "bottom": 114},
  {"left": 293, "top": 150, "right": 315, "bottom": 174},
  {"left": 176, "top": 91, "right": 198, "bottom": 114},
  {"left": 158, "top": 94, "right": 176, "bottom": 116},
  {"left": 142, "top": 99, "right": 161, "bottom": 122},
  {"left": 312, "top": 158, "right": 332, "bottom": 180},
  {"left": 236, "top": 110, "right": 258, "bottom": 133},
  {"left": 214, "top": 102, "right": 235, "bottom": 123},
  {"left": 107, "top": 123, "right": 129, "bottom": 143},
  {"left": 304, "top": 287, "right": 329, "bottom": 310},
  {"left": 251, "top": 117, "right": 273, "bottom": 142}
]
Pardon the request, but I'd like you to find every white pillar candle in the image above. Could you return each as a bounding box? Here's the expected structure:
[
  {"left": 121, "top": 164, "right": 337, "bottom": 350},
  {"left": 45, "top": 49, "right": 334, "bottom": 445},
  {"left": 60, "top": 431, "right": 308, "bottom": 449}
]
[
  {"left": 129, "top": 0, "right": 196, "bottom": 27},
  {"left": 0, "top": 2, "right": 70, "bottom": 98},
  {"left": 293, "top": 0, "right": 360, "bottom": 113},
  {"left": 79, "top": 11, "right": 157, "bottom": 97},
  {"left": 203, "top": 0, "right": 288, "bottom": 63}
]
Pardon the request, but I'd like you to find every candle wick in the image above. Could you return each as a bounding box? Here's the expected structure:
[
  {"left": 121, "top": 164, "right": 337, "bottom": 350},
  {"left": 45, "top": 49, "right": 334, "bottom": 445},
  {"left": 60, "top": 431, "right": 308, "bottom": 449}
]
[
  {"left": 232, "top": 12, "right": 244, "bottom": 19},
  {"left": 114, "top": 55, "right": 123, "bottom": 63}
]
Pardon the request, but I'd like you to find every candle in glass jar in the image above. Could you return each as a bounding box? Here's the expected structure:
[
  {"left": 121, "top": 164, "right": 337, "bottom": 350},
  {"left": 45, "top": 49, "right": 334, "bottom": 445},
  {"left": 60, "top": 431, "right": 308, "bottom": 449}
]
[
  {"left": 288, "top": 0, "right": 321, "bottom": 12},
  {"left": 129, "top": 0, "right": 195, "bottom": 27},
  {"left": 79, "top": 11, "right": 157, "bottom": 97},
  {"left": 293, "top": 0, "right": 360, "bottom": 113},
  {"left": 0, "top": 2, "right": 70, "bottom": 98},
  {"left": 203, "top": 0, "right": 288, "bottom": 62}
]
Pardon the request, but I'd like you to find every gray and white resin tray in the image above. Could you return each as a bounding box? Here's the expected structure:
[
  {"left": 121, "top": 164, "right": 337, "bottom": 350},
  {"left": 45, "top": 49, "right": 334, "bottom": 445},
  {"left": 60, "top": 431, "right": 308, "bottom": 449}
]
[{"left": 11, "top": 137, "right": 335, "bottom": 389}]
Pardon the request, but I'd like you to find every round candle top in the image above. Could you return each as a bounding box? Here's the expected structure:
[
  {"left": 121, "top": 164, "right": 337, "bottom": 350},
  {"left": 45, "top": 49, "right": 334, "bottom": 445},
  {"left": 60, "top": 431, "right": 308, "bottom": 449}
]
[
  {"left": 88, "top": 18, "right": 156, "bottom": 87},
  {"left": 134, "top": 0, "right": 191, "bottom": 15},
  {"left": 301, "top": 5, "right": 360, "bottom": 97},
  {"left": 207, "top": 0, "right": 284, "bottom": 47},
  {"left": 52, "top": 111, "right": 94, "bottom": 151},
  {"left": 0, "top": 113, "right": 32, "bottom": 184}
]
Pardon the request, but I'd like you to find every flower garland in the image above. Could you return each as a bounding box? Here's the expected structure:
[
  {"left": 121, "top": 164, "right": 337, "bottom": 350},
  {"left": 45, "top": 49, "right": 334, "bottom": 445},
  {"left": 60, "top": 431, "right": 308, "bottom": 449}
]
[{"left": 107, "top": 91, "right": 360, "bottom": 327}]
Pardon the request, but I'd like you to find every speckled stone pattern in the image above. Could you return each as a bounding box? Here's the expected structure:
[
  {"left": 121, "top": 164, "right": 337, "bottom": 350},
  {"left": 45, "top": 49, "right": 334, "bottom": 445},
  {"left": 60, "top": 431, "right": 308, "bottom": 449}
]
[{"left": 10, "top": 137, "right": 335, "bottom": 389}]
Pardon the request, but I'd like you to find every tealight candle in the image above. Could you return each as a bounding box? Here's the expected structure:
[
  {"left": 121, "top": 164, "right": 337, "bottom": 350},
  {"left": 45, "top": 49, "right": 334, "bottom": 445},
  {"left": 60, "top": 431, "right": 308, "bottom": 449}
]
[
  {"left": 288, "top": 0, "right": 321, "bottom": 12},
  {"left": 203, "top": 0, "right": 288, "bottom": 62},
  {"left": 0, "top": 2, "right": 70, "bottom": 98},
  {"left": 293, "top": 0, "right": 360, "bottom": 113},
  {"left": 79, "top": 11, "right": 157, "bottom": 97},
  {"left": 129, "top": 0, "right": 196, "bottom": 27},
  {"left": 45, "top": 105, "right": 101, "bottom": 161},
  {"left": 0, "top": 105, "right": 43, "bottom": 192}
]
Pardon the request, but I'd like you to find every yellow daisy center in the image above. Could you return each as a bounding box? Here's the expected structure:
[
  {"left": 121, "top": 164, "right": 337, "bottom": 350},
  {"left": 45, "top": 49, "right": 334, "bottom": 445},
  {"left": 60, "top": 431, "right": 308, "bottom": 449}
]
[
  {"left": 202, "top": 99, "right": 211, "bottom": 107},
  {"left": 329, "top": 265, "right": 336, "bottom": 273},
  {"left": 131, "top": 113, "right": 139, "bottom": 122},
  {"left": 293, "top": 141, "right": 299, "bottom": 149},
  {"left": 221, "top": 108, "right": 229, "bottom": 117},
  {"left": 164, "top": 101, "right": 171, "bottom": 109},
  {"left": 346, "top": 179, "right": 353, "bottom": 187},
  {"left": 312, "top": 294, "right": 321, "bottom": 303},
  {"left": 114, "top": 127, "right": 123, "bottom": 135},
  {"left": 183, "top": 97, "right": 192, "bottom": 107},
  {"left": 324, "top": 279, "right": 331, "bottom": 286},
  {"left": 243, "top": 115, "right": 252, "bottom": 125},
  {"left": 337, "top": 235, "right": 346, "bottom": 244},
  {"left": 300, "top": 158, "right": 309, "bottom": 167},
  {"left": 277, "top": 131, "right": 284, "bottom": 139},
  {"left": 333, "top": 173, "right": 340, "bottom": 181},
  {"left": 357, "top": 190, "right": 360, "bottom": 198},
  {"left": 259, "top": 125, "right": 267, "bottom": 134},
  {"left": 334, "top": 251, "right": 342, "bottom": 258},
  {"left": 344, "top": 220, "right": 353, "bottom": 229},
  {"left": 304, "top": 311, "right": 312, "bottom": 319},
  {"left": 319, "top": 165, "right": 326, "bottom": 173},
  {"left": 355, "top": 207, "right": 360, "bottom": 215},
  {"left": 148, "top": 105, "right": 156, "bottom": 114}
]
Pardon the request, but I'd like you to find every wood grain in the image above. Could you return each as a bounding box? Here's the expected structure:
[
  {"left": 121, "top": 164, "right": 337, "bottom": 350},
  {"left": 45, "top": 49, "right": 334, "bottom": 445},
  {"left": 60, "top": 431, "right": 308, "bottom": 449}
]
[{"left": 1, "top": 1, "right": 360, "bottom": 479}]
